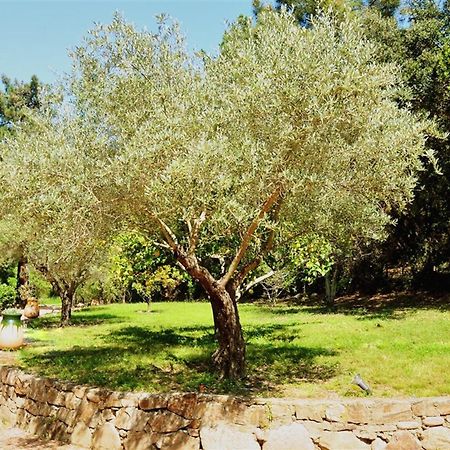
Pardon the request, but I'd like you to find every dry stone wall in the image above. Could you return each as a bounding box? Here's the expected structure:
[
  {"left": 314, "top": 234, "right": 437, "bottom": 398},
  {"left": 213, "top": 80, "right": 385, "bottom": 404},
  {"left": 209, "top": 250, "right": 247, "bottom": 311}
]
[{"left": 0, "top": 366, "right": 449, "bottom": 449}]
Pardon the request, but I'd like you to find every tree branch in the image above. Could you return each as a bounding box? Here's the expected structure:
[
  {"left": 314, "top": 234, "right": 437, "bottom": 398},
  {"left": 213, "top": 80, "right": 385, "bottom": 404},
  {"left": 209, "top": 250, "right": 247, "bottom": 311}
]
[
  {"left": 220, "top": 186, "right": 282, "bottom": 288},
  {"left": 188, "top": 210, "right": 206, "bottom": 255},
  {"left": 154, "top": 217, "right": 180, "bottom": 252}
]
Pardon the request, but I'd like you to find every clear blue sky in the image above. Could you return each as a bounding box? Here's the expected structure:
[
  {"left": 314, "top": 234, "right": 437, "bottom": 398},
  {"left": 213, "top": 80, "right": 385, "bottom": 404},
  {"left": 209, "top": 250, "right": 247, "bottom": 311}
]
[{"left": 0, "top": 0, "right": 253, "bottom": 84}]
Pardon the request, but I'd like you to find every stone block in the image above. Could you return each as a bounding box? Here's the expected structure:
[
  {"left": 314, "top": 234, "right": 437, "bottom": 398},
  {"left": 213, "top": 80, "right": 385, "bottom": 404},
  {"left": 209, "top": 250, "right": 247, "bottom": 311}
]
[
  {"left": 318, "top": 431, "right": 370, "bottom": 450},
  {"left": 70, "top": 421, "right": 92, "bottom": 448},
  {"left": 420, "top": 426, "right": 450, "bottom": 450},
  {"left": 346, "top": 401, "right": 372, "bottom": 424},
  {"left": 115, "top": 407, "right": 150, "bottom": 431},
  {"left": 422, "top": 416, "right": 444, "bottom": 427},
  {"left": 124, "top": 430, "right": 158, "bottom": 450},
  {"left": 56, "top": 406, "right": 77, "bottom": 426},
  {"left": 5, "top": 368, "right": 18, "bottom": 386},
  {"left": 325, "top": 403, "right": 346, "bottom": 422},
  {"left": 147, "top": 410, "right": 190, "bottom": 432},
  {"left": 396, "top": 421, "right": 421, "bottom": 430},
  {"left": 92, "top": 422, "right": 122, "bottom": 450},
  {"left": 65, "top": 392, "right": 82, "bottom": 410},
  {"left": 138, "top": 394, "right": 169, "bottom": 410},
  {"left": 0, "top": 404, "right": 16, "bottom": 427},
  {"left": 75, "top": 398, "right": 99, "bottom": 425},
  {"left": 266, "top": 400, "right": 295, "bottom": 425},
  {"left": 158, "top": 430, "right": 200, "bottom": 450},
  {"left": 294, "top": 401, "right": 325, "bottom": 422},
  {"left": 371, "top": 438, "right": 387, "bottom": 450},
  {"left": 411, "top": 399, "right": 440, "bottom": 417},
  {"left": 86, "top": 388, "right": 109, "bottom": 403},
  {"left": 167, "top": 393, "right": 198, "bottom": 419},
  {"left": 371, "top": 401, "right": 413, "bottom": 424},
  {"left": 263, "top": 423, "right": 314, "bottom": 450},
  {"left": 200, "top": 422, "right": 260, "bottom": 450},
  {"left": 47, "top": 388, "right": 66, "bottom": 406},
  {"left": 102, "top": 408, "right": 115, "bottom": 421},
  {"left": 73, "top": 385, "right": 88, "bottom": 399},
  {"left": 385, "top": 431, "right": 421, "bottom": 450}
]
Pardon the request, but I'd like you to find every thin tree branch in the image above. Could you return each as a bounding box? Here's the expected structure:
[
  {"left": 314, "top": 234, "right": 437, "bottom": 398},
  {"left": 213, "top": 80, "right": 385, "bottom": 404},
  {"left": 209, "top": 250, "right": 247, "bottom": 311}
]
[
  {"left": 225, "top": 194, "right": 283, "bottom": 290},
  {"left": 188, "top": 210, "right": 206, "bottom": 255},
  {"left": 154, "top": 217, "right": 180, "bottom": 252},
  {"left": 220, "top": 186, "right": 282, "bottom": 287}
]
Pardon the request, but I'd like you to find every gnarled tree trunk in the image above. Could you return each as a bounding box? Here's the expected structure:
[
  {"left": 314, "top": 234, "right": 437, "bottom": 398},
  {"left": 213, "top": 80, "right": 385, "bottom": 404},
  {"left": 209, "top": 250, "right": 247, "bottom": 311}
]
[
  {"left": 59, "top": 288, "right": 74, "bottom": 327},
  {"left": 177, "top": 253, "right": 246, "bottom": 379},
  {"left": 16, "top": 252, "right": 30, "bottom": 308}
]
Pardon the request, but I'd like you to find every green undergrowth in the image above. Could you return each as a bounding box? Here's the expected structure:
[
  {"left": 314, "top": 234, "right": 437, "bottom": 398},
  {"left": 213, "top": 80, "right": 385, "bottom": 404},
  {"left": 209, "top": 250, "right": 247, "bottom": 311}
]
[{"left": 18, "top": 300, "right": 450, "bottom": 398}]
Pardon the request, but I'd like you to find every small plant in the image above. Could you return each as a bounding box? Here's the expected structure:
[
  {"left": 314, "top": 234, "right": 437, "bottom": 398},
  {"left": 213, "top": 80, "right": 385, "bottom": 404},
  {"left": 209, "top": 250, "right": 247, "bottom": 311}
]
[
  {"left": 0, "top": 284, "right": 16, "bottom": 311},
  {"left": 1, "top": 307, "right": 23, "bottom": 316}
]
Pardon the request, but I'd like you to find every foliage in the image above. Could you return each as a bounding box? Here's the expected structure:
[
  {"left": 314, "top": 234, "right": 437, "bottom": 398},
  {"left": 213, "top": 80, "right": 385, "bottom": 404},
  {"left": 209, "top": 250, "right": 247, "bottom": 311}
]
[
  {"left": 0, "top": 284, "right": 16, "bottom": 310},
  {"left": 0, "top": 94, "right": 117, "bottom": 324},
  {"left": 0, "top": 74, "right": 41, "bottom": 140},
  {"left": 288, "top": 235, "right": 334, "bottom": 285},
  {"left": 108, "top": 232, "right": 190, "bottom": 303},
  {"left": 1, "top": 307, "right": 22, "bottom": 315},
  {"left": 67, "top": 10, "right": 430, "bottom": 276}
]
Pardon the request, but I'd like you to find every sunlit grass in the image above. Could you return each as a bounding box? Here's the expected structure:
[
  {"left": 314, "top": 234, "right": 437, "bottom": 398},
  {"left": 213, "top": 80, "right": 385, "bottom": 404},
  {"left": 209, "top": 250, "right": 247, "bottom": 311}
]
[{"left": 18, "top": 300, "right": 450, "bottom": 398}]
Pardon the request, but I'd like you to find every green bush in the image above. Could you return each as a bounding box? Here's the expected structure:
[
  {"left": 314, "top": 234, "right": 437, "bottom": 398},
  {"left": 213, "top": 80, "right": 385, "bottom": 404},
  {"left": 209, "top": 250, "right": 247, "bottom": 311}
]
[{"left": 0, "top": 283, "right": 16, "bottom": 310}]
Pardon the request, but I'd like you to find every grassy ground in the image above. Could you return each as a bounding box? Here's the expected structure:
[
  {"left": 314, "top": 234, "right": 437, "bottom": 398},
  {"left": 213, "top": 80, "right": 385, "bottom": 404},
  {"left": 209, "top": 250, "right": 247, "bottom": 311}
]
[{"left": 18, "top": 294, "right": 450, "bottom": 398}]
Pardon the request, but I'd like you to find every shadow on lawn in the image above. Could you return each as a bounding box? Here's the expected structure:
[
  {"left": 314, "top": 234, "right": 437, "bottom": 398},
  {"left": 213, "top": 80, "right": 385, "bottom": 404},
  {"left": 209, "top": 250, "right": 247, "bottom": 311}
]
[
  {"left": 21, "top": 322, "right": 337, "bottom": 396},
  {"left": 27, "top": 309, "right": 121, "bottom": 329},
  {"left": 260, "top": 291, "right": 450, "bottom": 321}
]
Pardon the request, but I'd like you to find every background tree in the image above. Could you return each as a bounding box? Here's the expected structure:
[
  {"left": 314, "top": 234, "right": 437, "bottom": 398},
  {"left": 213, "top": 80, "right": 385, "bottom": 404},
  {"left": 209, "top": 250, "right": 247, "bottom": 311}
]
[
  {"left": 0, "top": 74, "right": 44, "bottom": 306},
  {"left": 0, "top": 107, "right": 115, "bottom": 325},
  {"left": 57, "top": 10, "right": 431, "bottom": 378}
]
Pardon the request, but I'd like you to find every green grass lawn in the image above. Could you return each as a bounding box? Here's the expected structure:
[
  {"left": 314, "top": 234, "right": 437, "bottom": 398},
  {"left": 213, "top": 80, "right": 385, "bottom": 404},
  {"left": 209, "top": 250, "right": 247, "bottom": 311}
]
[{"left": 18, "top": 297, "right": 450, "bottom": 398}]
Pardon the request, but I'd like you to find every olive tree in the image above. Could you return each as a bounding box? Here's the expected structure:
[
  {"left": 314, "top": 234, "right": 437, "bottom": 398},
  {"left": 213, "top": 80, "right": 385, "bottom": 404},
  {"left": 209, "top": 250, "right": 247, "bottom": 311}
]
[
  {"left": 0, "top": 108, "right": 114, "bottom": 325},
  {"left": 4, "top": 10, "right": 431, "bottom": 376}
]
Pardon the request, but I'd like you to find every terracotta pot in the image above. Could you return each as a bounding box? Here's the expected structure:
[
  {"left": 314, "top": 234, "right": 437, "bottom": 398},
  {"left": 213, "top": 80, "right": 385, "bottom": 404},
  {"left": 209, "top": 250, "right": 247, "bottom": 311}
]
[
  {"left": 24, "top": 300, "right": 40, "bottom": 319},
  {"left": 0, "top": 314, "right": 24, "bottom": 349}
]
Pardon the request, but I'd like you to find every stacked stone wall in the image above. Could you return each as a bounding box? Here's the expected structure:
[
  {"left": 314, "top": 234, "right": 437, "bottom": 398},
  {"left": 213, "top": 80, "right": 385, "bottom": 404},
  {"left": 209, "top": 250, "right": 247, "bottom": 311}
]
[{"left": 0, "top": 366, "right": 449, "bottom": 449}]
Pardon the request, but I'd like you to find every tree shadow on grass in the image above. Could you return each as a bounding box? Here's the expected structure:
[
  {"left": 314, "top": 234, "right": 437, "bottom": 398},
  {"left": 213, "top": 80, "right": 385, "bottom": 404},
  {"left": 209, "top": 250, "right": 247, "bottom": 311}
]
[
  {"left": 26, "top": 310, "right": 121, "bottom": 330},
  {"left": 257, "top": 291, "right": 450, "bottom": 321},
  {"left": 21, "top": 321, "right": 337, "bottom": 397}
]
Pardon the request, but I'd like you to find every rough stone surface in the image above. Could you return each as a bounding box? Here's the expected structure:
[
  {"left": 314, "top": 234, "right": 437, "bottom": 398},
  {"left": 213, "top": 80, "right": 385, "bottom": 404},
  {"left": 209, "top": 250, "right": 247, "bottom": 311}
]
[
  {"left": 421, "top": 426, "right": 450, "bottom": 450},
  {"left": 423, "top": 416, "right": 444, "bottom": 427},
  {"left": 263, "top": 423, "right": 314, "bottom": 450},
  {"left": 371, "top": 438, "right": 387, "bottom": 450},
  {"left": 147, "top": 410, "right": 190, "bottom": 432},
  {"left": 200, "top": 423, "right": 260, "bottom": 450},
  {"left": 138, "top": 394, "right": 169, "bottom": 411},
  {"left": 70, "top": 422, "right": 92, "bottom": 448},
  {"left": 385, "top": 431, "right": 421, "bottom": 450},
  {"left": 396, "top": 421, "right": 421, "bottom": 430},
  {"left": 325, "top": 403, "right": 346, "bottom": 423},
  {"left": 124, "top": 430, "right": 157, "bottom": 450},
  {"left": 346, "top": 401, "right": 372, "bottom": 424},
  {"left": 115, "top": 407, "right": 149, "bottom": 431},
  {"left": 167, "top": 393, "right": 198, "bottom": 418},
  {"left": 1, "top": 367, "right": 450, "bottom": 450},
  {"left": 294, "top": 401, "right": 325, "bottom": 422},
  {"left": 412, "top": 400, "right": 440, "bottom": 417},
  {"left": 157, "top": 430, "right": 199, "bottom": 450},
  {"left": 318, "top": 431, "right": 370, "bottom": 450},
  {"left": 371, "top": 401, "right": 413, "bottom": 424},
  {"left": 92, "top": 422, "right": 121, "bottom": 450}
]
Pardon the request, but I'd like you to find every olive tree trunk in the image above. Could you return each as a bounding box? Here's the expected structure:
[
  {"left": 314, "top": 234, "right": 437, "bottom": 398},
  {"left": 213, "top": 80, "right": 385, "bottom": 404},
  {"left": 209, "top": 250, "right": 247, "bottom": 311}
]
[
  {"left": 177, "top": 253, "right": 246, "bottom": 379},
  {"left": 16, "top": 252, "right": 30, "bottom": 308}
]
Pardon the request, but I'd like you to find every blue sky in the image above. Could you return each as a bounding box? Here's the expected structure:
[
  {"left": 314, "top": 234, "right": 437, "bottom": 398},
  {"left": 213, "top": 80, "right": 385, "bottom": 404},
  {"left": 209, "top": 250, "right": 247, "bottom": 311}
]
[{"left": 0, "top": 0, "right": 252, "bottom": 84}]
